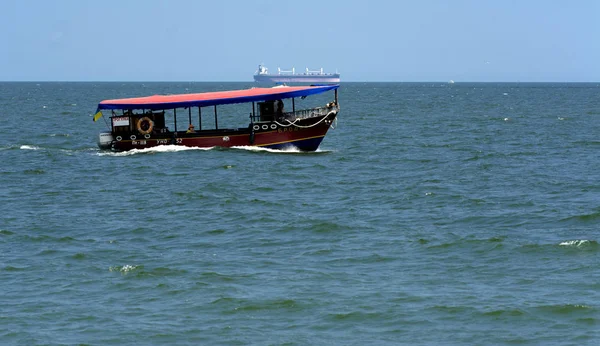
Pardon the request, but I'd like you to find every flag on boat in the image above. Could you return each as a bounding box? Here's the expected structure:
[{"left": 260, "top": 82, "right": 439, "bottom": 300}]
[{"left": 93, "top": 110, "right": 102, "bottom": 122}]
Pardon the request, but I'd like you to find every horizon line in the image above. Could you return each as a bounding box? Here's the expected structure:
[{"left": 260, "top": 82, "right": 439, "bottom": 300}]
[{"left": 1, "top": 80, "right": 599, "bottom": 84}]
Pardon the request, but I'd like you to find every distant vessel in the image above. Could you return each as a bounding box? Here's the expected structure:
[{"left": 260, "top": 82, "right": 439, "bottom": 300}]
[{"left": 254, "top": 64, "right": 340, "bottom": 84}]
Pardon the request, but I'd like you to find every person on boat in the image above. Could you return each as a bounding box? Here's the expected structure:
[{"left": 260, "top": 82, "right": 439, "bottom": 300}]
[
  {"left": 276, "top": 99, "right": 284, "bottom": 116},
  {"left": 186, "top": 124, "right": 195, "bottom": 133},
  {"left": 275, "top": 99, "right": 285, "bottom": 121}
]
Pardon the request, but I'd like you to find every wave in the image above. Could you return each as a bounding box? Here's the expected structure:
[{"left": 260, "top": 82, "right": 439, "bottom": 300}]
[
  {"left": 133, "top": 266, "right": 190, "bottom": 278},
  {"left": 431, "top": 304, "right": 594, "bottom": 319},
  {"left": 532, "top": 304, "right": 595, "bottom": 315},
  {"left": 23, "top": 169, "right": 45, "bottom": 175},
  {"left": 210, "top": 297, "right": 301, "bottom": 314},
  {"left": 198, "top": 271, "right": 239, "bottom": 282},
  {"left": 237, "top": 299, "right": 298, "bottom": 312},
  {"left": 559, "top": 239, "right": 598, "bottom": 248},
  {"left": 2, "top": 266, "right": 28, "bottom": 272},
  {"left": 561, "top": 210, "right": 600, "bottom": 222},
  {"left": 6, "top": 144, "right": 75, "bottom": 152},
  {"left": 6, "top": 145, "right": 88, "bottom": 154},
  {"left": 328, "top": 311, "right": 385, "bottom": 321},
  {"left": 572, "top": 140, "right": 600, "bottom": 146},
  {"left": 309, "top": 220, "right": 345, "bottom": 233},
  {"left": 109, "top": 264, "right": 141, "bottom": 274},
  {"left": 17, "top": 234, "right": 77, "bottom": 243},
  {"left": 72, "top": 253, "right": 86, "bottom": 260},
  {"left": 519, "top": 239, "right": 599, "bottom": 253},
  {"left": 482, "top": 308, "right": 526, "bottom": 317},
  {"left": 424, "top": 236, "right": 506, "bottom": 250}
]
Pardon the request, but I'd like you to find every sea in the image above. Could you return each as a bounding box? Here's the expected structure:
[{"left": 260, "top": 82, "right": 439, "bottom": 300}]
[{"left": 1, "top": 81, "right": 599, "bottom": 345}]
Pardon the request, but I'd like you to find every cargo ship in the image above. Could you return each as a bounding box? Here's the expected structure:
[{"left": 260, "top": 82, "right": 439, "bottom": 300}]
[{"left": 254, "top": 64, "right": 340, "bottom": 84}]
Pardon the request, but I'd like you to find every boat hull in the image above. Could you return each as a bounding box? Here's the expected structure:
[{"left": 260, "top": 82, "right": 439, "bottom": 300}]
[{"left": 108, "top": 112, "right": 337, "bottom": 152}]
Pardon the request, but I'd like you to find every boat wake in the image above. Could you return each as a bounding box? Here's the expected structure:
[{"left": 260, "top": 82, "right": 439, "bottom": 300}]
[
  {"left": 98, "top": 145, "right": 333, "bottom": 156},
  {"left": 231, "top": 146, "right": 333, "bottom": 154},
  {"left": 97, "top": 145, "right": 214, "bottom": 156}
]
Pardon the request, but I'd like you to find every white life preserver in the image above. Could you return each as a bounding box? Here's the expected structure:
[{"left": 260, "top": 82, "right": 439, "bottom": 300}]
[
  {"left": 144, "top": 134, "right": 151, "bottom": 139},
  {"left": 270, "top": 124, "right": 277, "bottom": 129},
  {"left": 253, "top": 125, "right": 260, "bottom": 131},
  {"left": 262, "top": 125, "right": 268, "bottom": 130},
  {"left": 130, "top": 135, "right": 136, "bottom": 140},
  {"left": 116, "top": 136, "right": 122, "bottom": 141}
]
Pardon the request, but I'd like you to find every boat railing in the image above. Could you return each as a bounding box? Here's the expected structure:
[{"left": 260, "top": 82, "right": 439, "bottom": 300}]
[
  {"left": 253, "top": 105, "right": 338, "bottom": 123},
  {"left": 287, "top": 106, "right": 336, "bottom": 120}
]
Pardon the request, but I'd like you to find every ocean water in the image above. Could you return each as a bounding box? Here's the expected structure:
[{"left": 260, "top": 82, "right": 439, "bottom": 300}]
[{"left": 1, "top": 82, "right": 600, "bottom": 345}]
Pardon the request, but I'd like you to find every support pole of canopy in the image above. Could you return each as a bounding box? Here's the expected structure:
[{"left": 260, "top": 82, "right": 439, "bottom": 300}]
[
  {"left": 335, "top": 89, "right": 338, "bottom": 104},
  {"left": 252, "top": 102, "right": 255, "bottom": 121},
  {"left": 188, "top": 107, "right": 192, "bottom": 127},
  {"left": 198, "top": 107, "right": 202, "bottom": 130},
  {"left": 292, "top": 98, "right": 295, "bottom": 112},
  {"left": 174, "top": 108, "right": 178, "bottom": 132},
  {"left": 214, "top": 105, "right": 218, "bottom": 130}
]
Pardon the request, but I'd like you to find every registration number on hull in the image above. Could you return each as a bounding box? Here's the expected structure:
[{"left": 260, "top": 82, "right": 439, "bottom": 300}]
[{"left": 155, "top": 138, "right": 182, "bottom": 145}]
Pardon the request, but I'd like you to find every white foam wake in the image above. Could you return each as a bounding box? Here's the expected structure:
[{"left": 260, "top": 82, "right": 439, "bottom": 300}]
[
  {"left": 97, "top": 145, "right": 214, "bottom": 156},
  {"left": 109, "top": 264, "right": 139, "bottom": 274},
  {"left": 559, "top": 240, "right": 592, "bottom": 247},
  {"left": 98, "top": 144, "right": 332, "bottom": 156},
  {"left": 232, "top": 145, "right": 332, "bottom": 154}
]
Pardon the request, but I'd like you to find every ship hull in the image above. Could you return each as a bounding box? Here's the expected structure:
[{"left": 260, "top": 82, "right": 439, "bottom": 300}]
[
  {"left": 254, "top": 74, "right": 340, "bottom": 84},
  {"left": 109, "top": 112, "right": 337, "bottom": 152}
]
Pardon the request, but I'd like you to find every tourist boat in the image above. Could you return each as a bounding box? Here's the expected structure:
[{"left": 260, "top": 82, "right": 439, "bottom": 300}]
[{"left": 94, "top": 84, "right": 340, "bottom": 152}]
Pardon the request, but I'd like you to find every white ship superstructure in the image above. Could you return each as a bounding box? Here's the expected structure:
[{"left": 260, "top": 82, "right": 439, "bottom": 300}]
[{"left": 254, "top": 65, "right": 340, "bottom": 84}]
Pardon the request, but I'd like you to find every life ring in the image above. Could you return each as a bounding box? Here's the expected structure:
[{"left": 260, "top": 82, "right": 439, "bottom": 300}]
[
  {"left": 116, "top": 136, "right": 122, "bottom": 141},
  {"left": 144, "top": 134, "right": 151, "bottom": 139},
  {"left": 262, "top": 125, "right": 268, "bottom": 130},
  {"left": 270, "top": 124, "right": 277, "bottom": 129},
  {"left": 130, "top": 135, "right": 137, "bottom": 140},
  {"left": 253, "top": 125, "right": 260, "bottom": 131},
  {"left": 137, "top": 117, "right": 154, "bottom": 135}
]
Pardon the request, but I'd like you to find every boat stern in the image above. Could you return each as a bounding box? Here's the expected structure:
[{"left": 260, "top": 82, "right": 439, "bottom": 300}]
[{"left": 97, "top": 131, "right": 113, "bottom": 150}]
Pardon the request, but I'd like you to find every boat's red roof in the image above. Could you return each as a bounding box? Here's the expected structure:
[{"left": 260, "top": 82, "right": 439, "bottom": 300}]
[{"left": 98, "top": 84, "right": 339, "bottom": 111}]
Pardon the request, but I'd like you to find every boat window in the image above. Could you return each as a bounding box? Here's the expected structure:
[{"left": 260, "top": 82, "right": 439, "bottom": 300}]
[{"left": 258, "top": 101, "right": 276, "bottom": 122}]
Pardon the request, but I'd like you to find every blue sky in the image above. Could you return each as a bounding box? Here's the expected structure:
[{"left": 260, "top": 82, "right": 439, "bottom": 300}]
[{"left": 1, "top": 0, "right": 598, "bottom": 82}]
